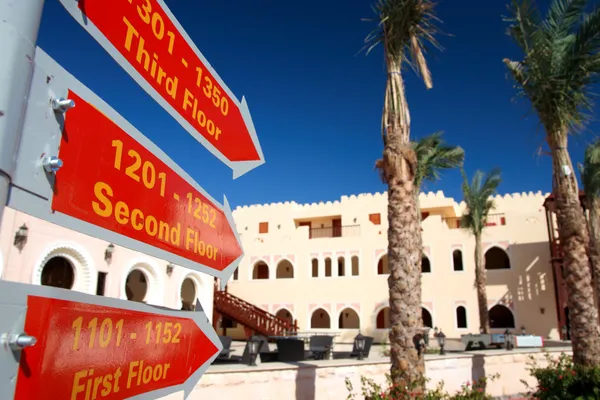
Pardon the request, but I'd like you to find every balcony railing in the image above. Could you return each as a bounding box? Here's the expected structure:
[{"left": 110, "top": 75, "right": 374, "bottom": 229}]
[
  {"left": 443, "top": 213, "right": 507, "bottom": 230},
  {"left": 308, "top": 224, "right": 360, "bottom": 239}
]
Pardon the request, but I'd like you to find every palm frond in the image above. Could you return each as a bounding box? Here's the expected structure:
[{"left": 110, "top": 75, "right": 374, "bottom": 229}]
[
  {"left": 580, "top": 139, "right": 600, "bottom": 198},
  {"left": 460, "top": 168, "right": 502, "bottom": 236},
  {"left": 413, "top": 131, "right": 464, "bottom": 190}
]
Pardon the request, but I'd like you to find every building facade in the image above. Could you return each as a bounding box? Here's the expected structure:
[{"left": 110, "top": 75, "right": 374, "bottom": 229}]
[
  {"left": 0, "top": 207, "right": 214, "bottom": 319},
  {"left": 223, "top": 190, "right": 560, "bottom": 342}
]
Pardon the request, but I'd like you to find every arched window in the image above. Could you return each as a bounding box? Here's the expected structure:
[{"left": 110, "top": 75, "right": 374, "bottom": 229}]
[
  {"left": 422, "top": 307, "right": 433, "bottom": 328},
  {"left": 338, "top": 257, "right": 345, "bottom": 276},
  {"left": 489, "top": 305, "right": 515, "bottom": 328},
  {"left": 252, "top": 261, "right": 269, "bottom": 279},
  {"left": 456, "top": 306, "right": 467, "bottom": 328},
  {"left": 276, "top": 309, "right": 294, "bottom": 325},
  {"left": 310, "top": 308, "right": 331, "bottom": 329},
  {"left": 311, "top": 258, "right": 319, "bottom": 277},
  {"left": 338, "top": 308, "right": 360, "bottom": 329},
  {"left": 325, "top": 258, "right": 332, "bottom": 277},
  {"left": 377, "top": 255, "right": 389, "bottom": 275},
  {"left": 41, "top": 256, "right": 75, "bottom": 289},
  {"left": 421, "top": 256, "right": 431, "bottom": 273},
  {"left": 351, "top": 256, "right": 359, "bottom": 276},
  {"left": 125, "top": 269, "right": 148, "bottom": 302},
  {"left": 485, "top": 247, "right": 511, "bottom": 270},
  {"left": 180, "top": 278, "right": 197, "bottom": 311},
  {"left": 376, "top": 307, "right": 390, "bottom": 329},
  {"left": 453, "top": 249, "right": 464, "bottom": 271},
  {"left": 276, "top": 259, "right": 294, "bottom": 279}
]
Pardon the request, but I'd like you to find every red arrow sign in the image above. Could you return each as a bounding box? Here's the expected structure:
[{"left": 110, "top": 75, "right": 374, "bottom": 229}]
[
  {"left": 52, "top": 90, "right": 242, "bottom": 276},
  {"left": 58, "top": 0, "right": 264, "bottom": 177},
  {"left": 13, "top": 295, "right": 218, "bottom": 400}
]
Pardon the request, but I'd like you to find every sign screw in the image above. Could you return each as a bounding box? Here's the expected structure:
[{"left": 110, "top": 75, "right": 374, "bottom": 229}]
[
  {"left": 10, "top": 333, "right": 37, "bottom": 350},
  {"left": 51, "top": 97, "right": 75, "bottom": 112},
  {"left": 42, "top": 156, "right": 63, "bottom": 173}
]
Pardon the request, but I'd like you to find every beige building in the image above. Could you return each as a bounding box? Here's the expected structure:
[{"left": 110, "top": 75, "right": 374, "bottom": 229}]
[{"left": 221, "top": 190, "right": 559, "bottom": 342}]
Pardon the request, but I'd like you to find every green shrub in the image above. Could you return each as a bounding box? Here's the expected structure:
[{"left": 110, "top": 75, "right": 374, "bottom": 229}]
[
  {"left": 524, "top": 352, "right": 600, "bottom": 400},
  {"left": 345, "top": 374, "right": 498, "bottom": 400}
]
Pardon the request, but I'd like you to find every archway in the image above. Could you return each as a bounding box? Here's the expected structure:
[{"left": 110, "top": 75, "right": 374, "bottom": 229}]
[
  {"left": 120, "top": 260, "right": 163, "bottom": 305},
  {"left": 311, "top": 258, "right": 319, "bottom": 277},
  {"left": 377, "top": 254, "right": 389, "bottom": 275},
  {"left": 351, "top": 256, "right": 359, "bottom": 276},
  {"left": 310, "top": 308, "right": 331, "bottom": 329},
  {"left": 325, "top": 258, "right": 332, "bottom": 277},
  {"left": 456, "top": 306, "right": 467, "bottom": 329},
  {"left": 422, "top": 307, "right": 433, "bottom": 328},
  {"left": 489, "top": 304, "right": 515, "bottom": 328},
  {"left": 421, "top": 256, "right": 431, "bottom": 273},
  {"left": 337, "top": 257, "right": 345, "bottom": 276},
  {"left": 181, "top": 278, "right": 196, "bottom": 311},
  {"left": 338, "top": 307, "right": 360, "bottom": 329},
  {"left": 485, "top": 247, "right": 511, "bottom": 270},
  {"left": 376, "top": 307, "right": 390, "bottom": 329},
  {"left": 276, "top": 308, "right": 294, "bottom": 325},
  {"left": 276, "top": 259, "right": 294, "bottom": 279},
  {"left": 252, "top": 261, "right": 269, "bottom": 279},
  {"left": 125, "top": 269, "right": 148, "bottom": 302},
  {"left": 41, "top": 256, "right": 75, "bottom": 289}
]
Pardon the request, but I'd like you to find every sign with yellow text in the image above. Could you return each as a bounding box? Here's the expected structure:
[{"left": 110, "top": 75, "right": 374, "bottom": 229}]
[
  {"left": 0, "top": 280, "right": 220, "bottom": 400},
  {"left": 8, "top": 48, "right": 243, "bottom": 284},
  {"left": 57, "top": 0, "right": 264, "bottom": 178}
]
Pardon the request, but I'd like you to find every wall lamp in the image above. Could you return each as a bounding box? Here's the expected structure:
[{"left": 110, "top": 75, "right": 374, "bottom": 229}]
[
  {"left": 104, "top": 243, "right": 115, "bottom": 263},
  {"left": 14, "top": 224, "right": 28, "bottom": 251},
  {"left": 166, "top": 263, "right": 175, "bottom": 277}
]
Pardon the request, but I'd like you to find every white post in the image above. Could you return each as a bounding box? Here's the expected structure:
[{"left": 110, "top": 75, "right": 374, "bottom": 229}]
[{"left": 0, "top": 0, "right": 46, "bottom": 226}]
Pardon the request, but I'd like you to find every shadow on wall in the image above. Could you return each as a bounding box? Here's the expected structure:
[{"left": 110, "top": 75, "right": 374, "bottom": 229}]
[
  {"left": 294, "top": 362, "right": 317, "bottom": 400},
  {"left": 485, "top": 241, "right": 556, "bottom": 338}
]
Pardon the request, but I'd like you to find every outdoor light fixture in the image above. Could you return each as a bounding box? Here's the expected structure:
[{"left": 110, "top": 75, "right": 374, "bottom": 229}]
[
  {"left": 504, "top": 329, "right": 514, "bottom": 351},
  {"left": 104, "top": 243, "right": 115, "bottom": 262},
  {"left": 521, "top": 326, "right": 527, "bottom": 336},
  {"left": 13, "top": 224, "right": 28, "bottom": 251},
  {"left": 166, "top": 263, "right": 175, "bottom": 277},
  {"left": 355, "top": 333, "right": 366, "bottom": 361},
  {"left": 248, "top": 338, "right": 260, "bottom": 366},
  {"left": 435, "top": 329, "right": 446, "bottom": 356}
]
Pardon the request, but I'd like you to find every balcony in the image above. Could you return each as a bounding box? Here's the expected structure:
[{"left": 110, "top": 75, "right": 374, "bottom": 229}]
[
  {"left": 443, "top": 213, "right": 507, "bottom": 230},
  {"left": 308, "top": 224, "right": 360, "bottom": 239}
]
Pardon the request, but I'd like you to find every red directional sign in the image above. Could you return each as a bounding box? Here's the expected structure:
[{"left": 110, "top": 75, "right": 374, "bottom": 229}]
[
  {"left": 58, "top": 0, "right": 264, "bottom": 177},
  {"left": 52, "top": 90, "right": 242, "bottom": 275},
  {"left": 13, "top": 293, "right": 218, "bottom": 400}
]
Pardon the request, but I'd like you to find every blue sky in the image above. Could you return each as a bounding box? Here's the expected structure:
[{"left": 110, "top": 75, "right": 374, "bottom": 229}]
[{"left": 38, "top": 0, "right": 599, "bottom": 209}]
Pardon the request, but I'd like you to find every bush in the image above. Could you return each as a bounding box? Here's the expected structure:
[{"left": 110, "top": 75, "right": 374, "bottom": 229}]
[
  {"left": 345, "top": 374, "right": 499, "bottom": 400},
  {"left": 524, "top": 352, "right": 600, "bottom": 399}
]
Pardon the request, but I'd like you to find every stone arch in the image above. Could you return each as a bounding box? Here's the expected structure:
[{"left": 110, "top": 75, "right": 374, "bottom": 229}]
[
  {"left": 422, "top": 306, "right": 433, "bottom": 328},
  {"left": 120, "top": 259, "right": 164, "bottom": 305},
  {"left": 252, "top": 260, "right": 269, "bottom": 279},
  {"left": 489, "top": 304, "right": 515, "bottom": 328},
  {"left": 456, "top": 306, "right": 468, "bottom": 329},
  {"left": 351, "top": 255, "right": 359, "bottom": 276},
  {"left": 338, "top": 307, "right": 360, "bottom": 329},
  {"left": 310, "top": 308, "right": 331, "bottom": 329},
  {"left": 421, "top": 255, "right": 431, "bottom": 273},
  {"left": 485, "top": 246, "right": 511, "bottom": 270},
  {"left": 177, "top": 272, "right": 205, "bottom": 311},
  {"left": 375, "top": 305, "right": 390, "bottom": 329},
  {"left": 275, "top": 308, "right": 294, "bottom": 325},
  {"left": 33, "top": 242, "right": 97, "bottom": 294},
  {"left": 276, "top": 259, "right": 294, "bottom": 279},
  {"left": 377, "top": 254, "right": 389, "bottom": 275}
]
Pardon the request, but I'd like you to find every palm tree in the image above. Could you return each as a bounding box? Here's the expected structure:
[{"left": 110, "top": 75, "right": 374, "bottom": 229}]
[
  {"left": 413, "top": 131, "right": 465, "bottom": 220},
  {"left": 460, "top": 168, "right": 502, "bottom": 334},
  {"left": 503, "top": 0, "right": 600, "bottom": 366},
  {"left": 579, "top": 139, "right": 600, "bottom": 306},
  {"left": 365, "top": 0, "right": 442, "bottom": 389}
]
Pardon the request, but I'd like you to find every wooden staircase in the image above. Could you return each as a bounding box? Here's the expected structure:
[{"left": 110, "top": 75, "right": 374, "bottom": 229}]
[{"left": 213, "top": 284, "right": 298, "bottom": 338}]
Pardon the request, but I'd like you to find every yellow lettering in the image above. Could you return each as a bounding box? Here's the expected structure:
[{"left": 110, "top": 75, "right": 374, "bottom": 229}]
[
  {"left": 115, "top": 201, "right": 129, "bottom": 224},
  {"left": 131, "top": 209, "right": 144, "bottom": 231},
  {"left": 183, "top": 89, "right": 194, "bottom": 112},
  {"left": 100, "top": 374, "right": 113, "bottom": 397},
  {"left": 122, "top": 17, "right": 139, "bottom": 52},
  {"left": 127, "top": 361, "right": 139, "bottom": 389},
  {"left": 71, "top": 370, "right": 87, "bottom": 400},
  {"left": 92, "top": 182, "right": 113, "bottom": 217}
]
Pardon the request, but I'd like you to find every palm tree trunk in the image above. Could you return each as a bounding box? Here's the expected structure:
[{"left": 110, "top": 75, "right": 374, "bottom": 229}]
[
  {"left": 474, "top": 233, "right": 490, "bottom": 333},
  {"left": 549, "top": 135, "right": 600, "bottom": 367},
  {"left": 586, "top": 198, "right": 600, "bottom": 311},
  {"left": 384, "top": 63, "right": 425, "bottom": 390}
]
